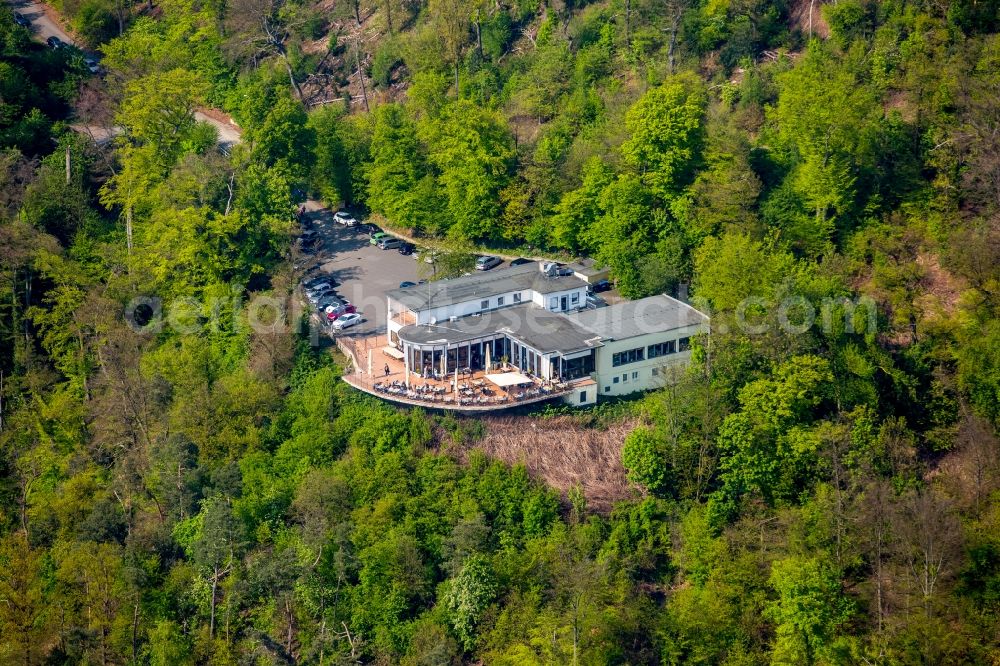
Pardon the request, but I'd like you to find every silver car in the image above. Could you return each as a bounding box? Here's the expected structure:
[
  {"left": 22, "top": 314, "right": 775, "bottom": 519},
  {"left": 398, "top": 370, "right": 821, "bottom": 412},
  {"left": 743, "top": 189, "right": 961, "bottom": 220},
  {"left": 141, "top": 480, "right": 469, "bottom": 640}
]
[{"left": 330, "top": 312, "right": 362, "bottom": 330}]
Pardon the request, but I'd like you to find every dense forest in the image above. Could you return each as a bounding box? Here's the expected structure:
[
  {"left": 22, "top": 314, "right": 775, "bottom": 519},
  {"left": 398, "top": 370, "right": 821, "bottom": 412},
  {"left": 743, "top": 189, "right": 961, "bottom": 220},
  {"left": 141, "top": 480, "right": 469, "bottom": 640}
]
[{"left": 2, "top": 0, "right": 1000, "bottom": 661}]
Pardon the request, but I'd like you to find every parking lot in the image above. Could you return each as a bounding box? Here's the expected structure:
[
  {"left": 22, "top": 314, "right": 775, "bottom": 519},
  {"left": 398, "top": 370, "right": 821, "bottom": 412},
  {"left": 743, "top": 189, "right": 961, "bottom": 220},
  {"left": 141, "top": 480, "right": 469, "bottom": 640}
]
[
  {"left": 294, "top": 203, "right": 620, "bottom": 340},
  {"left": 296, "top": 205, "right": 494, "bottom": 338}
]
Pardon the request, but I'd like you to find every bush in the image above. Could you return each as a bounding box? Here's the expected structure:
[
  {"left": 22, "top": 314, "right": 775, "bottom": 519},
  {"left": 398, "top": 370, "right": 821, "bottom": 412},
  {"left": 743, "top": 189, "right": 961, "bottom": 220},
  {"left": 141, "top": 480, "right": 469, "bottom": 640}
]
[
  {"left": 371, "top": 40, "right": 403, "bottom": 87},
  {"left": 622, "top": 427, "right": 667, "bottom": 493}
]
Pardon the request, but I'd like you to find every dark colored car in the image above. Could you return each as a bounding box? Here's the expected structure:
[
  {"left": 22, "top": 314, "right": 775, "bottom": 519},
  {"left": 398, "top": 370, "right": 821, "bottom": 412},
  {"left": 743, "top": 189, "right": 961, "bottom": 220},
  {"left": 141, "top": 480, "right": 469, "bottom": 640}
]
[
  {"left": 398, "top": 242, "right": 415, "bottom": 255},
  {"left": 303, "top": 275, "right": 337, "bottom": 289},
  {"left": 510, "top": 257, "right": 533, "bottom": 266},
  {"left": 589, "top": 279, "right": 612, "bottom": 293},
  {"left": 13, "top": 12, "right": 30, "bottom": 27},
  {"left": 399, "top": 281, "right": 416, "bottom": 288},
  {"left": 46, "top": 36, "right": 64, "bottom": 49}
]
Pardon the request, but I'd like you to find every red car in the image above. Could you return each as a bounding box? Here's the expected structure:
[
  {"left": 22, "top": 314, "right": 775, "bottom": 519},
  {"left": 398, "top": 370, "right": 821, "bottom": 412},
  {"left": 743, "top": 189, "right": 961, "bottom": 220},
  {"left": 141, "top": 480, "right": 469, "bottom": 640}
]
[{"left": 326, "top": 303, "right": 357, "bottom": 321}]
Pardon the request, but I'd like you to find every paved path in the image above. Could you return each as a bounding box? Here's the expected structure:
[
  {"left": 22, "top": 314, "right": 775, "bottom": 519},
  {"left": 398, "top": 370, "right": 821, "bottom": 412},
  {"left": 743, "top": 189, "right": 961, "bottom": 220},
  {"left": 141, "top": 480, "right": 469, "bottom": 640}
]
[
  {"left": 70, "top": 113, "right": 241, "bottom": 149},
  {"left": 8, "top": 0, "right": 245, "bottom": 149},
  {"left": 194, "top": 112, "right": 242, "bottom": 151},
  {"left": 7, "top": 0, "right": 73, "bottom": 45}
]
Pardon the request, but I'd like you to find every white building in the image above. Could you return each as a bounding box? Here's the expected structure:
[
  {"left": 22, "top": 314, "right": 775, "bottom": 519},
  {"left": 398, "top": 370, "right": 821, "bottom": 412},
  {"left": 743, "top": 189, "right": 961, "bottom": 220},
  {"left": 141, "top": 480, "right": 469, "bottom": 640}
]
[{"left": 383, "top": 262, "right": 708, "bottom": 406}]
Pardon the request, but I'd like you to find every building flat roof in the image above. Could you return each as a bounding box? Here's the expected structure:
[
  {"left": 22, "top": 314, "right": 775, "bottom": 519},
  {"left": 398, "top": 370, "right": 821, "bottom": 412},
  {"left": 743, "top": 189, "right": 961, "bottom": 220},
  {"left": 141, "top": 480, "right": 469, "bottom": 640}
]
[
  {"left": 566, "top": 258, "right": 608, "bottom": 279},
  {"left": 568, "top": 295, "right": 709, "bottom": 341},
  {"left": 386, "top": 262, "right": 589, "bottom": 312},
  {"left": 397, "top": 304, "right": 603, "bottom": 355}
]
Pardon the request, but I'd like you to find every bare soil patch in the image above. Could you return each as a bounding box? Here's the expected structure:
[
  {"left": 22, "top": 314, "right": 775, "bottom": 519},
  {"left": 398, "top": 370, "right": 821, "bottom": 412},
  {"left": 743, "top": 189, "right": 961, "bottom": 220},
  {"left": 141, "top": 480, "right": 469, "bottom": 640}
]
[
  {"left": 787, "top": 0, "right": 831, "bottom": 39},
  {"left": 452, "top": 414, "right": 639, "bottom": 513}
]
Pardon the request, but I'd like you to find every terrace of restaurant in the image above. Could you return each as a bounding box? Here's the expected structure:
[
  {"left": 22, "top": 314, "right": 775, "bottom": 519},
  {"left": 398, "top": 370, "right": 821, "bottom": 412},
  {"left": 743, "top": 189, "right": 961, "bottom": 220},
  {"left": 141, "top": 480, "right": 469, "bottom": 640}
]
[{"left": 337, "top": 333, "right": 596, "bottom": 411}]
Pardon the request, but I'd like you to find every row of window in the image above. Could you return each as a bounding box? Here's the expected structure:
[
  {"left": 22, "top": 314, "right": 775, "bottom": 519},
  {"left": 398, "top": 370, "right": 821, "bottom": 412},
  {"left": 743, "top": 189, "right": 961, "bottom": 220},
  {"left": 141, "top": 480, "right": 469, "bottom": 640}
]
[
  {"left": 613, "top": 337, "right": 692, "bottom": 367},
  {"left": 649, "top": 337, "right": 691, "bottom": 357},
  {"left": 480, "top": 293, "right": 522, "bottom": 310},
  {"left": 612, "top": 347, "right": 644, "bottom": 367},
  {"left": 604, "top": 365, "right": 670, "bottom": 391}
]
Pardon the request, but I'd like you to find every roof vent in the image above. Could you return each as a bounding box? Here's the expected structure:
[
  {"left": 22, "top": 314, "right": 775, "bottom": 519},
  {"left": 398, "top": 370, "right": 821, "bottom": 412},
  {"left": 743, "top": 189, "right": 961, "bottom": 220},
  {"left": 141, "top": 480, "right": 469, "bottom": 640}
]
[{"left": 540, "top": 262, "right": 559, "bottom": 278}]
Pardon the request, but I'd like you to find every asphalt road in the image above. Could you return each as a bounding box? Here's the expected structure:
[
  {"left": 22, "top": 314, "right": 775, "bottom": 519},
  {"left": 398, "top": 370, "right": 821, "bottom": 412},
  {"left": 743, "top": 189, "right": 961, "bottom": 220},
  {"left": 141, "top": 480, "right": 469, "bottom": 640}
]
[
  {"left": 8, "top": 0, "right": 245, "bottom": 150},
  {"left": 195, "top": 112, "right": 242, "bottom": 151},
  {"left": 7, "top": 0, "right": 72, "bottom": 45}
]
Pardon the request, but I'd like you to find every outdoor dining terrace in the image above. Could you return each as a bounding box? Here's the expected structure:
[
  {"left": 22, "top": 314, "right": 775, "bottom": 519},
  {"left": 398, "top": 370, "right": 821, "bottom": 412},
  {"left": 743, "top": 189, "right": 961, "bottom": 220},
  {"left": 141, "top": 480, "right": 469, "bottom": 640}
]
[{"left": 336, "top": 334, "right": 584, "bottom": 411}]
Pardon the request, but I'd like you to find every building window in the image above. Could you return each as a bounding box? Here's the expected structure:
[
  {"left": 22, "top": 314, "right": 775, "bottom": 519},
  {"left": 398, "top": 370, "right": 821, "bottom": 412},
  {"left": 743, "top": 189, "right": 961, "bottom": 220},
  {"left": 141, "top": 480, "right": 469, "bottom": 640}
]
[
  {"left": 679, "top": 336, "right": 691, "bottom": 351},
  {"left": 481, "top": 300, "right": 489, "bottom": 310},
  {"left": 579, "top": 391, "right": 587, "bottom": 403},
  {"left": 651, "top": 367, "right": 658, "bottom": 376},
  {"left": 513, "top": 292, "right": 521, "bottom": 303},
  {"left": 571, "top": 292, "right": 580, "bottom": 305},
  {"left": 613, "top": 377, "right": 619, "bottom": 384},
  {"left": 612, "top": 347, "right": 645, "bottom": 367},
  {"left": 632, "top": 371, "right": 638, "bottom": 380},
  {"left": 498, "top": 296, "right": 505, "bottom": 306},
  {"left": 622, "top": 373, "right": 628, "bottom": 383},
  {"left": 605, "top": 386, "right": 610, "bottom": 392},
  {"left": 549, "top": 297, "right": 558, "bottom": 309},
  {"left": 647, "top": 340, "right": 676, "bottom": 358}
]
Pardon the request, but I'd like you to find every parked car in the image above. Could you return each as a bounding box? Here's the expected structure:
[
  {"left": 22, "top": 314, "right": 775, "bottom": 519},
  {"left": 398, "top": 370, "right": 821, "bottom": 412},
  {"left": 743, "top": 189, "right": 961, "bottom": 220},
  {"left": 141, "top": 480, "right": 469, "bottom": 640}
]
[
  {"left": 84, "top": 57, "right": 102, "bottom": 74},
  {"left": 46, "top": 36, "right": 64, "bottom": 49},
  {"left": 305, "top": 278, "right": 336, "bottom": 293},
  {"left": 369, "top": 232, "right": 389, "bottom": 245},
  {"left": 588, "top": 279, "right": 612, "bottom": 293},
  {"left": 398, "top": 242, "right": 415, "bottom": 255},
  {"left": 510, "top": 257, "right": 533, "bottom": 266},
  {"left": 307, "top": 288, "right": 338, "bottom": 304},
  {"left": 316, "top": 295, "right": 344, "bottom": 311},
  {"left": 334, "top": 211, "right": 357, "bottom": 226},
  {"left": 13, "top": 12, "right": 30, "bottom": 27},
  {"left": 326, "top": 303, "right": 357, "bottom": 320},
  {"left": 330, "top": 312, "right": 363, "bottom": 330},
  {"left": 306, "top": 283, "right": 337, "bottom": 298},
  {"left": 361, "top": 223, "right": 381, "bottom": 235},
  {"left": 303, "top": 275, "right": 336, "bottom": 289},
  {"left": 586, "top": 294, "right": 607, "bottom": 309},
  {"left": 325, "top": 298, "right": 353, "bottom": 313},
  {"left": 475, "top": 255, "right": 502, "bottom": 271},
  {"left": 378, "top": 237, "right": 403, "bottom": 250}
]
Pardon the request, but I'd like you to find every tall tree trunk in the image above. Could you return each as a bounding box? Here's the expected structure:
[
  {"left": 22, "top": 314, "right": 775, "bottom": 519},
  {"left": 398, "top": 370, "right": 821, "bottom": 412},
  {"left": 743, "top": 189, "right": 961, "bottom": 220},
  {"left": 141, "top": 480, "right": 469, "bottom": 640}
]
[
  {"left": 667, "top": 10, "right": 681, "bottom": 73},
  {"left": 125, "top": 205, "right": 133, "bottom": 256},
  {"left": 475, "top": 8, "right": 483, "bottom": 58},
  {"left": 624, "top": 0, "right": 631, "bottom": 51},
  {"left": 210, "top": 569, "right": 218, "bottom": 639},
  {"left": 355, "top": 43, "right": 370, "bottom": 112},
  {"left": 280, "top": 53, "right": 305, "bottom": 102}
]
